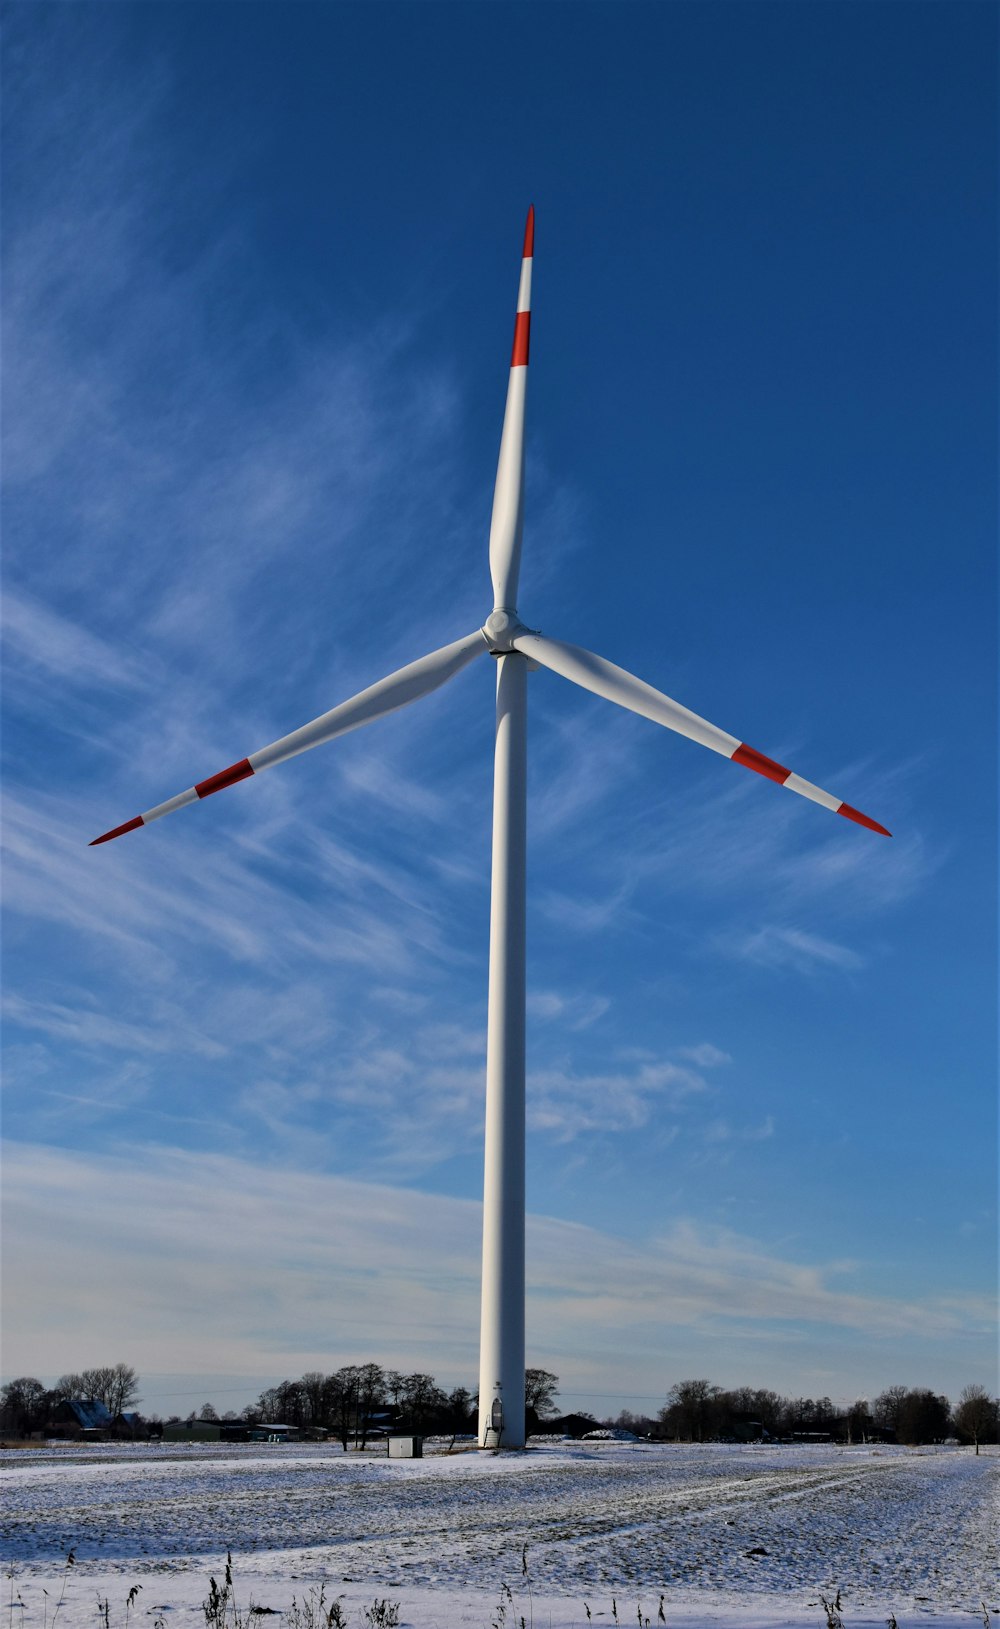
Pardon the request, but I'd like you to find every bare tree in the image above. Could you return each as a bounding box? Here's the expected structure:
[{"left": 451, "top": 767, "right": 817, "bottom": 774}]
[
  {"left": 53, "top": 1368, "right": 140, "bottom": 1420},
  {"left": 325, "top": 1366, "right": 360, "bottom": 1450},
  {"left": 524, "top": 1368, "right": 559, "bottom": 1423},
  {"left": 954, "top": 1384, "right": 998, "bottom": 1454},
  {"left": 726, "top": 1386, "right": 784, "bottom": 1436},
  {"left": 356, "top": 1363, "right": 386, "bottom": 1448},
  {"left": 54, "top": 1364, "right": 139, "bottom": 1417},
  {"left": 872, "top": 1385, "right": 910, "bottom": 1437},
  {"left": 274, "top": 1379, "right": 305, "bottom": 1427},
  {"left": 786, "top": 1396, "right": 816, "bottom": 1430},
  {"left": 659, "top": 1379, "right": 721, "bottom": 1442},
  {"left": 907, "top": 1390, "right": 950, "bottom": 1444},
  {"left": 613, "top": 1408, "right": 657, "bottom": 1437},
  {"left": 446, "top": 1386, "right": 475, "bottom": 1430},
  {"left": 0, "top": 1377, "right": 47, "bottom": 1435},
  {"left": 300, "top": 1371, "right": 328, "bottom": 1428},
  {"left": 80, "top": 1367, "right": 116, "bottom": 1405},
  {"left": 399, "top": 1373, "right": 447, "bottom": 1433},
  {"left": 106, "top": 1364, "right": 140, "bottom": 1418},
  {"left": 881, "top": 1388, "right": 951, "bottom": 1445},
  {"left": 257, "top": 1387, "right": 282, "bottom": 1421}
]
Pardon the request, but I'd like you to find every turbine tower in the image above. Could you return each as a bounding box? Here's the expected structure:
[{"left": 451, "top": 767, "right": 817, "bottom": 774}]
[{"left": 91, "top": 209, "right": 890, "bottom": 1451}]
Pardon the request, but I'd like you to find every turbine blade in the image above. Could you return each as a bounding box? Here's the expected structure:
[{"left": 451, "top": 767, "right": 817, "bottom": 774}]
[
  {"left": 488, "top": 206, "right": 534, "bottom": 613},
  {"left": 90, "top": 629, "right": 489, "bottom": 844},
  {"left": 513, "top": 632, "right": 890, "bottom": 836}
]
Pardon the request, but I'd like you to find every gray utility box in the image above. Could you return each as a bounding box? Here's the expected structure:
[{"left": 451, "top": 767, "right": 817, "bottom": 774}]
[{"left": 387, "top": 1435, "right": 422, "bottom": 1458}]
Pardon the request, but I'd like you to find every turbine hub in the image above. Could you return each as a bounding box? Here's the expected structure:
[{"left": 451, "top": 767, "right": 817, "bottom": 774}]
[{"left": 483, "top": 610, "right": 529, "bottom": 654}]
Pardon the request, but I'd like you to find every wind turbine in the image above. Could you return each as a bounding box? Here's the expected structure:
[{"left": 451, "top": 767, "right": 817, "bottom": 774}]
[{"left": 91, "top": 208, "right": 890, "bottom": 1450}]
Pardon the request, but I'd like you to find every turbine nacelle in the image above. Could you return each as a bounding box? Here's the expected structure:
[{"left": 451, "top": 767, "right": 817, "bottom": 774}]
[{"left": 483, "top": 609, "right": 532, "bottom": 654}]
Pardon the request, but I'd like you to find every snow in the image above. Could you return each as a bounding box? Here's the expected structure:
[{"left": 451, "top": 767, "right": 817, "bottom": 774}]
[{"left": 2, "top": 1441, "right": 996, "bottom": 1629}]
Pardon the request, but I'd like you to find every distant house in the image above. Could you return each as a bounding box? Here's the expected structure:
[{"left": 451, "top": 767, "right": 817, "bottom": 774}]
[
  {"left": 531, "top": 1413, "right": 598, "bottom": 1440},
  {"left": 161, "top": 1419, "right": 226, "bottom": 1442},
  {"left": 50, "top": 1398, "right": 113, "bottom": 1439},
  {"left": 160, "top": 1419, "right": 270, "bottom": 1443},
  {"left": 248, "top": 1422, "right": 303, "bottom": 1443},
  {"left": 730, "top": 1418, "right": 766, "bottom": 1443},
  {"left": 362, "top": 1410, "right": 392, "bottom": 1439},
  {"left": 114, "top": 1411, "right": 146, "bottom": 1439}
]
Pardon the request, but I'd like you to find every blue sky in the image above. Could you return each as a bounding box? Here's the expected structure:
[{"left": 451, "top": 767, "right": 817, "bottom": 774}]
[{"left": 2, "top": 1, "right": 996, "bottom": 1421}]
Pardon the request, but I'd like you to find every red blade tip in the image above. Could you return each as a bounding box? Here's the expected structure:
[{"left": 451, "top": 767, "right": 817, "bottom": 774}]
[
  {"left": 522, "top": 205, "right": 534, "bottom": 259},
  {"left": 838, "top": 803, "right": 892, "bottom": 837},
  {"left": 90, "top": 816, "right": 144, "bottom": 846}
]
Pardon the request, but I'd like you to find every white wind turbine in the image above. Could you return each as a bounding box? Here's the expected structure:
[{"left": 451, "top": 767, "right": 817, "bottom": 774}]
[{"left": 92, "top": 208, "right": 890, "bottom": 1449}]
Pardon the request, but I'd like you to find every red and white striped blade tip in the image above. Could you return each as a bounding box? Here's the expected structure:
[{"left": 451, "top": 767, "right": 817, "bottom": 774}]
[
  {"left": 90, "top": 758, "right": 255, "bottom": 844},
  {"left": 90, "top": 817, "right": 144, "bottom": 846},
  {"left": 732, "top": 744, "right": 891, "bottom": 836},
  {"left": 523, "top": 205, "right": 534, "bottom": 258}
]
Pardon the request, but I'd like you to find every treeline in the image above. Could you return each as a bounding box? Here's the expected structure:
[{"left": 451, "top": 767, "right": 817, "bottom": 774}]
[
  {"left": 3, "top": 1363, "right": 997, "bottom": 1451},
  {"left": 178, "top": 1368, "right": 997, "bottom": 1450},
  {"left": 0, "top": 1362, "right": 557, "bottom": 1443},
  {"left": 241, "top": 1367, "right": 470, "bottom": 1448},
  {"left": 169, "top": 1366, "right": 561, "bottom": 1449},
  {"left": 627, "top": 1378, "right": 999, "bottom": 1450}
]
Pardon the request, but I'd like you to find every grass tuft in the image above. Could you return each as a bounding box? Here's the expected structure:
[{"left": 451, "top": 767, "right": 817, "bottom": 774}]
[
  {"left": 819, "top": 1593, "right": 843, "bottom": 1629},
  {"left": 363, "top": 1602, "right": 400, "bottom": 1629}
]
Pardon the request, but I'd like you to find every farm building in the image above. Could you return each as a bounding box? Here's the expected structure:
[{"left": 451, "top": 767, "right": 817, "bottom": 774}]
[
  {"left": 49, "top": 1398, "right": 113, "bottom": 1439},
  {"left": 159, "top": 1419, "right": 254, "bottom": 1442}
]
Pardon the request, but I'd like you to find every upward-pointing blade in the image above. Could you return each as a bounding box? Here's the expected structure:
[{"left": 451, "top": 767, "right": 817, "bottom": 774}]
[
  {"left": 488, "top": 207, "right": 534, "bottom": 614},
  {"left": 90, "top": 630, "right": 489, "bottom": 844},
  {"left": 512, "top": 631, "right": 890, "bottom": 835}
]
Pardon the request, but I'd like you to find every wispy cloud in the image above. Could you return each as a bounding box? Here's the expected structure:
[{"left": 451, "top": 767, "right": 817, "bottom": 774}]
[
  {"left": 528, "top": 698, "right": 641, "bottom": 841},
  {"left": 1, "top": 991, "right": 227, "bottom": 1060},
  {"left": 3, "top": 1142, "right": 990, "bottom": 1393},
  {"left": 536, "top": 879, "right": 636, "bottom": 936},
  {"left": 2, "top": 590, "right": 153, "bottom": 695},
  {"left": 678, "top": 1042, "right": 731, "bottom": 1068},
  {"left": 527, "top": 989, "right": 611, "bottom": 1029},
  {"left": 529, "top": 706, "right": 933, "bottom": 975},
  {"left": 529, "top": 1057, "right": 707, "bottom": 1140},
  {"left": 3, "top": 792, "right": 441, "bottom": 978},
  {"left": 720, "top": 925, "right": 866, "bottom": 974},
  {"left": 703, "top": 1114, "right": 775, "bottom": 1143}
]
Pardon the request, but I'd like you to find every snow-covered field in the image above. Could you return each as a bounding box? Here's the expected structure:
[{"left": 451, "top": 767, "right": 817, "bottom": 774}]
[{"left": 2, "top": 1441, "right": 996, "bottom": 1629}]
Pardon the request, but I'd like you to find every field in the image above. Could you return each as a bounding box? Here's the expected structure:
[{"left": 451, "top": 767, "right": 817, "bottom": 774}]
[{"left": 2, "top": 1441, "right": 996, "bottom": 1629}]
